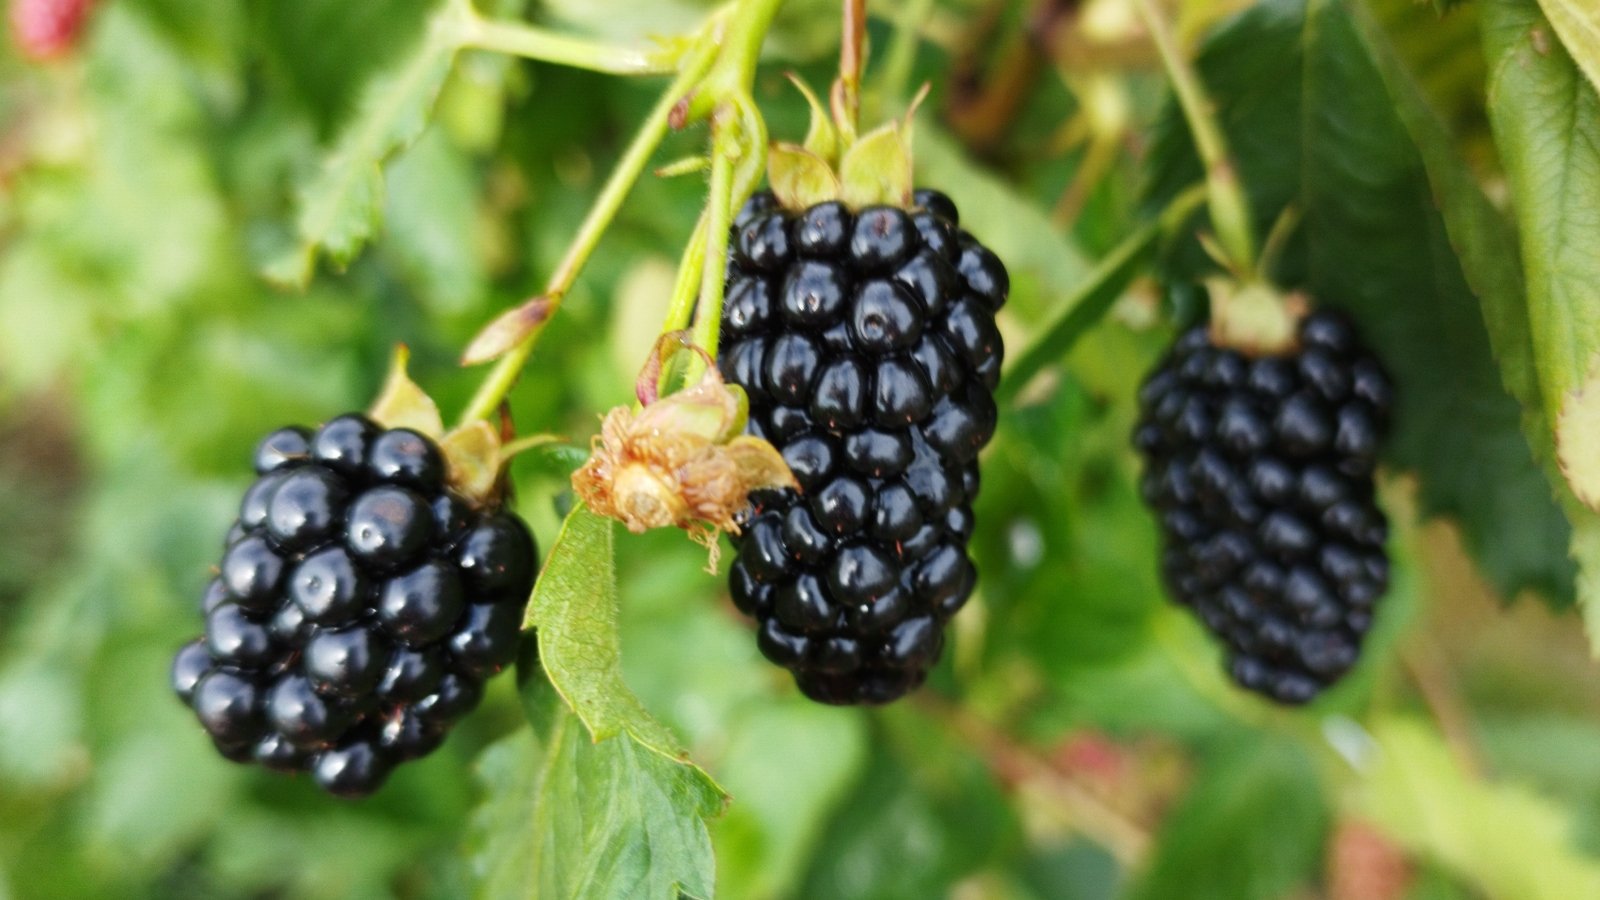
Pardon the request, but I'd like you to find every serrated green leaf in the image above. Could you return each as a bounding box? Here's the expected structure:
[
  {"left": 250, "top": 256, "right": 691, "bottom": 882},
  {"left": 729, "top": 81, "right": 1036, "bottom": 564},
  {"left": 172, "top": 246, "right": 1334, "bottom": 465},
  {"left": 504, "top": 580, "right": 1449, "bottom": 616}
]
[
  {"left": 469, "top": 695, "right": 722, "bottom": 900},
  {"left": 1145, "top": 0, "right": 1576, "bottom": 606},
  {"left": 527, "top": 504, "right": 717, "bottom": 774},
  {"left": 1127, "top": 737, "right": 1327, "bottom": 900},
  {"left": 268, "top": 21, "right": 458, "bottom": 288},
  {"left": 1479, "top": 0, "right": 1600, "bottom": 636},
  {"left": 1536, "top": 0, "right": 1600, "bottom": 94},
  {"left": 1485, "top": 0, "right": 1600, "bottom": 456},
  {"left": 1357, "top": 717, "right": 1600, "bottom": 899},
  {"left": 1358, "top": 0, "right": 1600, "bottom": 641}
]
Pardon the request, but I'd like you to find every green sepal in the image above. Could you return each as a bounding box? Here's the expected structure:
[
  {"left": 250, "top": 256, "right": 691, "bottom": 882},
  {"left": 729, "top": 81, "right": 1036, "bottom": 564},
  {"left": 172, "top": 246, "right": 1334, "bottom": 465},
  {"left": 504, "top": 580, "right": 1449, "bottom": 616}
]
[
  {"left": 838, "top": 121, "right": 914, "bottom": 210},
  {"left": 787, "top": 74, "right": 840, "bottom": 165},
  {"left": 768, "top": 143, "right": 843, "bottom": 211}
]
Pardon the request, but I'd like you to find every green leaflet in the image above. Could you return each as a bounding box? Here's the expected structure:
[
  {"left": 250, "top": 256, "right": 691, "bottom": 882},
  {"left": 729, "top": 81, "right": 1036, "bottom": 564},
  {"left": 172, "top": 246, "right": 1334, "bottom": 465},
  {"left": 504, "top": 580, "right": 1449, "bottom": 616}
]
[
  {"left": 526, "top": 505, "right": 713, "bottom": 767},
  {"left": 1536, "top": 0, "right": 1600, "bottom": 95},
  {"left": 1354, "top": 0, "right": 1600, "bottom": 647},
  {"left": 1144, "top": 0, "right": 1577, "bottom": 607},
  {"left": 469, "top": 689, "right": 722, "bottom": 900},
  {"left": 1357, "top": 717, "right": 1600, "bottom": 899},
  {"left": 477, "top": 505, "right": 731, "bottom": 899},
  {"left": 265, "top": 18, "right": 458, "bottom": 288},
  {"left": 1484, "top": 0, "right": 1600, "bottom": 441},
  {"left": 1481, "top": 0, "right": 1600, "bottom": 645}
]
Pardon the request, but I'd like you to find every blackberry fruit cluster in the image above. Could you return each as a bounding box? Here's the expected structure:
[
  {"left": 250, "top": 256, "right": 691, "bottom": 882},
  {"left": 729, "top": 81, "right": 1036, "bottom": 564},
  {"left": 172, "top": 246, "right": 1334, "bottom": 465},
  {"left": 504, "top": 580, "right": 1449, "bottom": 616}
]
[
  {"left": 719, "top": 189, "right": 1006, "bottom": 705},
  {"left": 1134, "top": 310, "right": 1393, "bottom": 704},
  {"left": 170, "top": 415, "right": 537, "bottom": 796}
]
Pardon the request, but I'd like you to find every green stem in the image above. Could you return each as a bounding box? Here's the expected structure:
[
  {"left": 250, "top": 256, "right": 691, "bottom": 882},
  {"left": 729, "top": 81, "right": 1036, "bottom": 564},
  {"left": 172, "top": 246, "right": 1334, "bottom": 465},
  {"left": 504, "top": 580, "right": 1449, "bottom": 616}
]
[
  {"left": 662, "top": 210, "right": 712, "bottom": 335},
  {"left": 451, "top": 10, "right": 677, "bottom": 75},
  {"left": 997, "top": 184, "right": 1206, "bottom": 406},
  {"left": 456, "top": 34, "right": 722, "bottom": 427},
  {"left": 695, "top": 0, "right": 786, "bottom": 107},
  {"left": 1131, "top": 0, "right": 1258, "bottom": 279},
  {"left": 691, "top": 125, "right": 740, "bottom": 365}
]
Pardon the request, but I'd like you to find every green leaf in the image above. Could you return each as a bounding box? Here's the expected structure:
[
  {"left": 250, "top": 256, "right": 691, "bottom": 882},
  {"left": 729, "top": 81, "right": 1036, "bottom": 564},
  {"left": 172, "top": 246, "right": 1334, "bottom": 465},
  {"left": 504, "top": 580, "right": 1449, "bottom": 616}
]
[
  {"left": 1127, "top": 737, "right": 1327, "bottom": 900},
  {"left": 1478, "top": 0, "right": 1600, "bottom": 638},
  {"left": 1485, "top": 0, "right": 1600, "bottom": 467},
  {"left": 527, "top": 505, "right": 723, "bottom": 777},
  {"left": 1357, "top": 717, "right": 1600, "bottom": 899},
  {"left": 469, "top": 692, "right": 723, "bottom": 900},
  {"left": 1353, "top": 0, "right": 1600, "bottom": 647},
  {"left": 267, "top": 19, "right": 458, "bottom": 288},
  {"left": 1145, "top": 0, "right": 1577, "bottom": 606},
  {"left": 1536, "top": 0, "right": 1600, "bottom": 94}
]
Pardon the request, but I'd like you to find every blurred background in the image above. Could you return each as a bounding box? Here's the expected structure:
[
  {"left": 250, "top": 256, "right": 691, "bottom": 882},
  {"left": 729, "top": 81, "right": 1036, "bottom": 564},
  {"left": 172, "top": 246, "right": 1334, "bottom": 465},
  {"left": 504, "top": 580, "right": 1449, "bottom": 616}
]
[{"left": 3, "top": 0, "right": 1599, "bottom": 898}]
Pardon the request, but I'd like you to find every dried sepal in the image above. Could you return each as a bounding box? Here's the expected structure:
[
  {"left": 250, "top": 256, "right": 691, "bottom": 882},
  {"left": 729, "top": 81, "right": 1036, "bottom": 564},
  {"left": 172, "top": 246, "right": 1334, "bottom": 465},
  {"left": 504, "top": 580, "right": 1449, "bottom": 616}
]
[
  {"left": 441, "top": 420, "right": 502, "bottom": 506},
  {"left": 460, "top": 294, "right": 557, "bottom": 366},
  {"left": 369, "top": 345, "right": 445, "bottom": 437},
  {"left": 574, "top": 335, "right": 797, "bottom": 569}
]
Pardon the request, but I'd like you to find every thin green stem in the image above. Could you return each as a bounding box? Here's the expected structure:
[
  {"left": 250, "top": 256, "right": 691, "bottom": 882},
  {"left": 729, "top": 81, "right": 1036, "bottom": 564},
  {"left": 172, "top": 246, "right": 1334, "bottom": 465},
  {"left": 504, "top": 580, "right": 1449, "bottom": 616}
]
[
  {"left": 691, "top": 126, "right": 740, "bottom": 366},
  {"left": 997, "top": 184, "right": 1206, "bottom": 406},
  {"left": 662, "top": 210, "right": 712, "bottom": 335},
  {"left": 456, "top": 35, "right": 722, "bottom": 427},
  {"left": 1132, "top": 0, "right": 1258, "bottom": 279},
  {"left": 451, "top": 11, "right": 677, "bottom": 75},
  {"left": 697, "top": 0, "right": 786, "bottom": 103}
]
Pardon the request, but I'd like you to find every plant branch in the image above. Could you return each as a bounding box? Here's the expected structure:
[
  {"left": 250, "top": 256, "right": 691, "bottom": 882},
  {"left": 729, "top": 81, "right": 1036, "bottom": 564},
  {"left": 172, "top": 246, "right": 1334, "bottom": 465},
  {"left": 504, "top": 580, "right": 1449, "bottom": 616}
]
[
  {"left": 456, "top": 30, "right": 723, "bottom": 426},
  {"left": 689, "top": 103, "right": 759, "bottom": 375},
  {"left": 450, "top": 9, "right": 677, "bottom": 75},
  {"left": 1131, "top": 0, "right": 1258, "bottom": 279}
]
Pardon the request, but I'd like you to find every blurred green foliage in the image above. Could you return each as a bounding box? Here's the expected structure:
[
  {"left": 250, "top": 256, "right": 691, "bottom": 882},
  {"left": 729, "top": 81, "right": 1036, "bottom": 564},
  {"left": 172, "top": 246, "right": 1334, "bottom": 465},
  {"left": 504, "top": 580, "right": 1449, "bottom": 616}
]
[{"left": 4, "top": 0, "right": 1600, "bottom": 898}]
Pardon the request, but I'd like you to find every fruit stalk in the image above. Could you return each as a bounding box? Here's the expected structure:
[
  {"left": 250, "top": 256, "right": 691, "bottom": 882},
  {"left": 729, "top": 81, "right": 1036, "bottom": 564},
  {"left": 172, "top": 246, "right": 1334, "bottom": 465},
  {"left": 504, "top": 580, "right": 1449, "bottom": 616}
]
[
  {"left": 837, "top": 0, "right": 868, "bottom": 136},
  {"left": 1131, "top": 0, "right": 1258, "bottom": 280},
  {"left": 456, "top": 29, "right": 724, "bottom": 427}
]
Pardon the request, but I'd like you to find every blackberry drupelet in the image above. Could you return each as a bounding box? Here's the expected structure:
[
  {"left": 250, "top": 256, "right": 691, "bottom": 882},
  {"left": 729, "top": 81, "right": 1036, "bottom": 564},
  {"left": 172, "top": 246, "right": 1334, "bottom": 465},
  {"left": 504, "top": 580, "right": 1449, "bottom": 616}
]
[
  {"left": 720, "top": 189, "right": 1006, "bottom": 705},
  {"left": 171, "top": 414, "right": 537, "bottom": 796},
  {"left": 1134, "top": 310, "right": 1393, "bottom": 704}
]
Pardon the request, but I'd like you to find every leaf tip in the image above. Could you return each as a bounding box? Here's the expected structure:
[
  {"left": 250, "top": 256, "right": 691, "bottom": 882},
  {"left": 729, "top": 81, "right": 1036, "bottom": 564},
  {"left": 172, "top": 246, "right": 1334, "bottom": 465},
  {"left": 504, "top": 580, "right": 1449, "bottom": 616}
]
[{"left": 1557, "top": 364, "right": 1600, "bottom": 512}]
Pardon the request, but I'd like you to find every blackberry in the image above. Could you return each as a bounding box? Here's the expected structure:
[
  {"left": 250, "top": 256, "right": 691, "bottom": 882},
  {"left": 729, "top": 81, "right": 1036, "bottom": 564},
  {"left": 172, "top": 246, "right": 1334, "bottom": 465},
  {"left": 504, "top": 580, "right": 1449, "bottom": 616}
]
[
  {"left": 171, "top": 415, "right": 537, "bottom": 797},
  {"left": 719, "top": 189, "right": 1005, "bottom": 705},
  {"left": 1134, "top": 310, "right": 1392, "bottom": 704}
]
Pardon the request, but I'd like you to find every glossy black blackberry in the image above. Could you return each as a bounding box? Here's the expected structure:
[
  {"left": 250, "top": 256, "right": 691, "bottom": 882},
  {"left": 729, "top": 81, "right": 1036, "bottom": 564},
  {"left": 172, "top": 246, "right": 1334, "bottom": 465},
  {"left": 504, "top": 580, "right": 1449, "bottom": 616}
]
[
  {"left": 1134, "top": 310, "right": 1392, "bottom": 704},
  {"left": 720, "top": 190, "right": 1004, "bottom": 705},
  {"left": 171, "top": 414, "right": 538, "bottom": 797}
]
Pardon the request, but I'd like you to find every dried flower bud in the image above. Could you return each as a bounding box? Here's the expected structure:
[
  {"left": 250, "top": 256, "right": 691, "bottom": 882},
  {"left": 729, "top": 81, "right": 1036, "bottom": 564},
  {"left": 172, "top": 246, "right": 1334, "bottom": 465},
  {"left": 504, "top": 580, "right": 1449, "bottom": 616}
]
[{"left": 574, "top": 334, "right": 797, "bottom": 568}]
